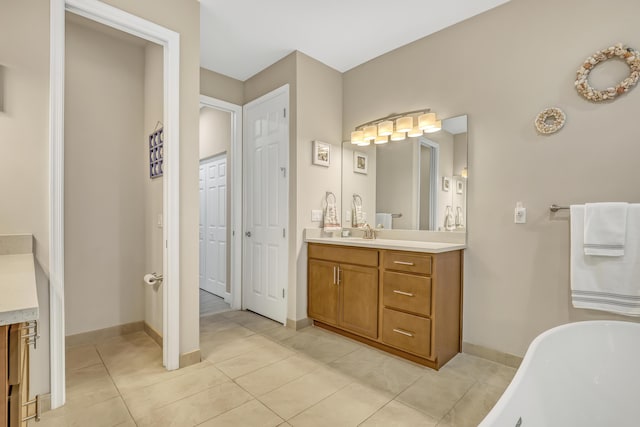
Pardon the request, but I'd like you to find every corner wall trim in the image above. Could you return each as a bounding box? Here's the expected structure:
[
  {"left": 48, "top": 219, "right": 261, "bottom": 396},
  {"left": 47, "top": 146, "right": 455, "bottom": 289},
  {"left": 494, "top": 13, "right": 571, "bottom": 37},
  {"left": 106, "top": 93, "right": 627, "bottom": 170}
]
[
  {"left": 179, "top": 349, "right": 201, "bottom": 368},
  {"left": 65, "top": 321, "right": 144, "bottom": 348},
  {"left": 286, "top": 317, "right": 311, "bottom": 330},
  {"left": 144, "top": 322, "right": 163, "bottom": 347},
  {"left": 462, "top": 341, "right": 523, "bottom": 368}
]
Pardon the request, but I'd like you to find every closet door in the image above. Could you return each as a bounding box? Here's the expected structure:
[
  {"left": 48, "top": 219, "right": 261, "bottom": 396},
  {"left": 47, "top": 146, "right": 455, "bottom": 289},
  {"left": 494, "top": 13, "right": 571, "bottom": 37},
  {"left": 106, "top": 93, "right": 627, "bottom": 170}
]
[
  {"left": 204, "top": 155, "right": 228, "bottom": 298},
  {"left": 199, "top": 165, "right": 206, "bottom": 290},
  {"left": 200, "top": 157, "right": 228, "bottom": 297}
]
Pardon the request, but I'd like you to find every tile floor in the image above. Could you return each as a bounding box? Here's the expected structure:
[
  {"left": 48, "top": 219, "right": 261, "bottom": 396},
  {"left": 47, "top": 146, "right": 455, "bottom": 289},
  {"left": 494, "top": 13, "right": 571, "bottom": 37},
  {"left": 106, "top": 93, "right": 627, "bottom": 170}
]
[
  {"left": 200, "top": 289, "right": 231, "bottom": 317},
  {"left": 34, "top": 310, "right": 516, "bottom": 426}
]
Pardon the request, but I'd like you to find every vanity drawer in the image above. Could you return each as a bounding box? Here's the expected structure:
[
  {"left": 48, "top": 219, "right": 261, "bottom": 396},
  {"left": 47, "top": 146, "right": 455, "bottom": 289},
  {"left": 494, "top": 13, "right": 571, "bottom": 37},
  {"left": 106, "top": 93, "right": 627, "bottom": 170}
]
[
  {"left": 308, "top": 243, "right": 378, "bottom": 267},
  {"left": 383, "top": 272, "right": 431, "bottom": 316},
  {"left": 383, "top": 251, "right": 431, "bottom": 275},
  {"left": 382, "top": 308, "right": 431, "bottom": 358}
]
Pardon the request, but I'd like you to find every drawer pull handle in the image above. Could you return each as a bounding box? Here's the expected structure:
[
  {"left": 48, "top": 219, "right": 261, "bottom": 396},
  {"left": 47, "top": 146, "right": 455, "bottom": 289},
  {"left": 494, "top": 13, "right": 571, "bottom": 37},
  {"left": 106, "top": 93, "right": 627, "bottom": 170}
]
[
  {"left": 393, "top": 290, "right": 414, "bottom": 297},
  {"left": 333, "top": 266, "right": 336, "bottom": 285},
  {"left": 393, "top": 328, "right": 414, "bottom": 337},
  {"left": 393, "top": 261, "right": 415, "bottom": 266}
]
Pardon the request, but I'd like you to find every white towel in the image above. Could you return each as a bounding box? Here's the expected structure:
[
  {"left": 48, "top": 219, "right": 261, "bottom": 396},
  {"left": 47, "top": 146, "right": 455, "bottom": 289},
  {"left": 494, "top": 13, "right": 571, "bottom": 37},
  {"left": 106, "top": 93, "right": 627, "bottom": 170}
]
[
  {"left": 375, "top": 213, "right": 392, "bottom": 230},
  {"left": 584, "top": 202, "right": 628, "bottom": 256},
  {"left": 323, "top": 192, "right": 341, "bottom": 232},
  {"left": 570, "top": 204, "right": 640, "bottom": 316}
]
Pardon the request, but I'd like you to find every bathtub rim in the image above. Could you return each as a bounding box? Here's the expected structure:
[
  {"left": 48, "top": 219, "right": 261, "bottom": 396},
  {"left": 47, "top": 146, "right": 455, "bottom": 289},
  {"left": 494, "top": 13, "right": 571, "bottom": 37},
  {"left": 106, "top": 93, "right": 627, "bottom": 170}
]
[{"left": 478, "top": 320, "right": 640, "bottom": 426}]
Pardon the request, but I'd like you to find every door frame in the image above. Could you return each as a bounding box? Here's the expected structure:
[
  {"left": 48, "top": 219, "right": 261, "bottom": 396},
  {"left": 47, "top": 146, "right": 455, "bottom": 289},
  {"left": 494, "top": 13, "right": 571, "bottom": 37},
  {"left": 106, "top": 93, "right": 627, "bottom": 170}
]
[
  {"left": 242, "top": 85, "right": 290, "bottom": 324},
  {"left": 199, "top": 96, "right": 243, "bottom": 310},
  {"left": 417, "top": 137, "right": 439, "bottom": 230},
  {"left": 50, "top": 0, "right": 181, "bottom": 409}
]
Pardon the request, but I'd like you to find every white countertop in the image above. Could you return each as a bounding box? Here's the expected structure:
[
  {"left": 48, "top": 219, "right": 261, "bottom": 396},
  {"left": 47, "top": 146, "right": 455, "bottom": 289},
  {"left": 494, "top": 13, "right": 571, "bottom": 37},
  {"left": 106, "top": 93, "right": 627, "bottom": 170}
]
[
  {"left": 0, "top": 254, "right": 39, "bottom": 325},
  {"left": 304, "top": 236, "right": 465, "bottom": 253}
]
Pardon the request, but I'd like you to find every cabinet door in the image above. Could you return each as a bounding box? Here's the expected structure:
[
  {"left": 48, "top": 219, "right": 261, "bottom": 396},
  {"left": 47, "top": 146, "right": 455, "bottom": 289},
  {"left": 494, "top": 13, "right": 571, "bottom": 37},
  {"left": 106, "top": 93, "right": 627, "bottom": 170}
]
[
  {"left": 308, "top": 259, "right": 339, "bottom": 325},
  {"left": 339, "top": 264, "right": 379, "bottom": 339},
  {"left": 1, "top": 326, "right": 7, "bottom": 427}
]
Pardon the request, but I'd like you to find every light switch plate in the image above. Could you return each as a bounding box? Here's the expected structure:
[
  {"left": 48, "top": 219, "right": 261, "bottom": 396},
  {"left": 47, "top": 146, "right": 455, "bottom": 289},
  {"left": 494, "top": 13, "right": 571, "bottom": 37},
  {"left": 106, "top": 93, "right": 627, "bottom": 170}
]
[{"left": 311, "top": 210, "right": 323, "bottom": 222}]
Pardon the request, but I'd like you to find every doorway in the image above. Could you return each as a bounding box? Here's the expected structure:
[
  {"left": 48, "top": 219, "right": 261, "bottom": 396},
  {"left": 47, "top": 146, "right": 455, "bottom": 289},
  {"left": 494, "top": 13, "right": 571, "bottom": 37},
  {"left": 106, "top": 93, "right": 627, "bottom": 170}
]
[
  {"left": 50, "top": 0, "right": 181, "bottom": 409},
  {"left": 198, "top": 96, "right": 243, "bottom": 314}
]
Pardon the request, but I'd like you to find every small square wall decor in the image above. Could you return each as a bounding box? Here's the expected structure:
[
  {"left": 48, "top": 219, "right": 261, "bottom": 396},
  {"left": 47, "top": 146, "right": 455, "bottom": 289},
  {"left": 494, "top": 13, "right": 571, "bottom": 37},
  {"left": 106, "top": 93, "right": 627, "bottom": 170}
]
[
  {"left": 442, "top": 176, "right": 451, "bottom": 192},
  {"left": 312, "top": 140, "right": 331, "bottom": 167},
  {"left": 353, "top": 151, "right": 368, "bottom": 174}
]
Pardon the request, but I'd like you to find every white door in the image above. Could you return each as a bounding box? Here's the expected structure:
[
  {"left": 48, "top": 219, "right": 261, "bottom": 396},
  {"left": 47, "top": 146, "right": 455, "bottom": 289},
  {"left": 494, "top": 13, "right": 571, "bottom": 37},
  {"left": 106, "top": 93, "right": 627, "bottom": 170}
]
[
  {"left": 243, "top": 85, "right": 289, "bottom": 324},
  {"left": 199, "top": 155, "right": 228, "bottom": 299}
]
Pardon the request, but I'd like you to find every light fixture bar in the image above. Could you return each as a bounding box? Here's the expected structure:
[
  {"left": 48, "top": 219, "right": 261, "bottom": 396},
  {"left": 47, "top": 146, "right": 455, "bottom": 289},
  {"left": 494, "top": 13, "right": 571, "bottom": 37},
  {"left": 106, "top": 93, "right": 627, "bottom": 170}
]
[{"left": 353, "top": 108, "right": 431, "bottom": 131}]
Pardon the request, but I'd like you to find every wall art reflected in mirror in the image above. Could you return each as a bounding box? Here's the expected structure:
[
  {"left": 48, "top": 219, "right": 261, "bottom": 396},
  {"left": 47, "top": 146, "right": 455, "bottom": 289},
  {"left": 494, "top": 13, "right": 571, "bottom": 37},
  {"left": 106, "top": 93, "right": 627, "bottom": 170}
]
[{"left": 342, "top": 114, "right": 467, "bottom": 234}]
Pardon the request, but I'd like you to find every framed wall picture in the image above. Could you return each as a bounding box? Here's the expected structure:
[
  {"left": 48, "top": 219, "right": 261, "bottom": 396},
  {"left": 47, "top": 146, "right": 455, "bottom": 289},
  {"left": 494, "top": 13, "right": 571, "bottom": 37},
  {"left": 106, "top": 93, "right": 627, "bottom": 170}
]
[
  {"left": 353, "top": 151, "right": 368, "bottom": 174},
  {"left": 312, "top": 140, "right": 331, "bottom": 167},
  {"left": 442, "top": 176, "right": 451, "bottom": 192},
  {"left": 456, "top": 180, "right": 464, "bottom": 194}
]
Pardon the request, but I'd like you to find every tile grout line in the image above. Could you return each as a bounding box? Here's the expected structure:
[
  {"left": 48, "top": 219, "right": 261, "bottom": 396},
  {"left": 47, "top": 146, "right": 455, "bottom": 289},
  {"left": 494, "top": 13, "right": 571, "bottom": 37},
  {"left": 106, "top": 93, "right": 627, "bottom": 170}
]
[{"left": 93, "top": 344, "right": 140, "bottom": 427}]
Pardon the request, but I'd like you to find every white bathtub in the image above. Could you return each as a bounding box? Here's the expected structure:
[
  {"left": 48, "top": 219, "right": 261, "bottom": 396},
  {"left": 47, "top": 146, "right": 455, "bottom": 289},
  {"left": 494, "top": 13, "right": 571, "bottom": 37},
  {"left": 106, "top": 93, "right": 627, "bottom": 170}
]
[{"left": 479, "top": 321, "right": 640, "bottom": 427}]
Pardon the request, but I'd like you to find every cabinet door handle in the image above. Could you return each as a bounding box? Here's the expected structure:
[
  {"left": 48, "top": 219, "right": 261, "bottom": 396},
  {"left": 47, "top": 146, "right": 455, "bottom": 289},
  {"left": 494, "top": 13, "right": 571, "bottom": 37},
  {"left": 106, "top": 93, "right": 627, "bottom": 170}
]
[
  {"left": 333, "top": 266, "right": 336, "bottom": 285},
  {"left": 393, "top": 290, "right": 414, "bottom": 297},
  {"left": 393, "top": 261, "right": 414, "bottom": 266},
  {"left": 393, "top": 328, "right": 414, "bottom": 337},
  {"left": 337, "top": 267, "right": 341, "bottom": 285}
]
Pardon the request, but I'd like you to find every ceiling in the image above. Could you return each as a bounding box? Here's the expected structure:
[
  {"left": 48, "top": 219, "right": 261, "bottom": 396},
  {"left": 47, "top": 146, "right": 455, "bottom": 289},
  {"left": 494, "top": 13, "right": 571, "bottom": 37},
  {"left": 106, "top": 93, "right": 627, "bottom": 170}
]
[{"left": 200, "top": 0, "right": 510, "bottom": 81}]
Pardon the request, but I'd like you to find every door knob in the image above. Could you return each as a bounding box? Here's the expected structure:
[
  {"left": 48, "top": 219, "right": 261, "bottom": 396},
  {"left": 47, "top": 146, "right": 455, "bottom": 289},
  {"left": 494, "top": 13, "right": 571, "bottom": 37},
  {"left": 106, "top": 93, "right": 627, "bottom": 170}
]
[{"left": 245, "top": 231, "right": 252, "bottom": 237}]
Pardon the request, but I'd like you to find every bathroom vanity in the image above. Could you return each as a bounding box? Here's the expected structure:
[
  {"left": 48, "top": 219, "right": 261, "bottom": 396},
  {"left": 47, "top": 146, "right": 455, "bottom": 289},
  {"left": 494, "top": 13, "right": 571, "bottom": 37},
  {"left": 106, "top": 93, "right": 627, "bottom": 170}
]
[
  {"left": 306, "top": 237, "right": 464, "bottom": 369},
  {"left": 0, "top": 235, "right": 39, "bottom": 426}
]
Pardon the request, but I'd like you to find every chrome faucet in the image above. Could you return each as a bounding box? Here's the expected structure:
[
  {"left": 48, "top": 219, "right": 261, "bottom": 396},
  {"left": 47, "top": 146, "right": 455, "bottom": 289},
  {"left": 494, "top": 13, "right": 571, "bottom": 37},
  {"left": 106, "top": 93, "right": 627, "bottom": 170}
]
[{"left": 362, "top": 223, "right": 376, "bottom": 240}]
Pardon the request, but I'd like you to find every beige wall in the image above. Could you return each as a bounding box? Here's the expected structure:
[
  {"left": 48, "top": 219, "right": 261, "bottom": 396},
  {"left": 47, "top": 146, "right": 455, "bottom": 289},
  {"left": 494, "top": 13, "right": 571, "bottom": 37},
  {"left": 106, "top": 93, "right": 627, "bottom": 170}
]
[
  {"left": 144, "top": 42, "right": 164, "bottom": 335},
  {"left": 102, "top": 0, "right": 201, "bottom": 357},
  {"left": 200, "top": 68, "right": 244, "bottom": 105},
  {"left": 295, "top": 53, "right": 343, "bottom": 321},
  {"left": 199, "top": 107, "right": 231, "bottom": 160},
  {"left": 64, "top": 17, "right": 146, "bottom": 335},
  {"left": 343, "top": 0, "right": 640, "bottom": 356},
  {"left": 0, "top": 0, "right": 51, "bottom": 395}
]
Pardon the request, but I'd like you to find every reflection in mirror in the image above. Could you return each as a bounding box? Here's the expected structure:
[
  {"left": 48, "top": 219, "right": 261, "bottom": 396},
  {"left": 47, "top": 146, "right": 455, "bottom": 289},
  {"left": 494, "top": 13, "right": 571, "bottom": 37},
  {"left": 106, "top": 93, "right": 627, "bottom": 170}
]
[{"left": 342, "top": 114, "right": 467, "bottom": 233}]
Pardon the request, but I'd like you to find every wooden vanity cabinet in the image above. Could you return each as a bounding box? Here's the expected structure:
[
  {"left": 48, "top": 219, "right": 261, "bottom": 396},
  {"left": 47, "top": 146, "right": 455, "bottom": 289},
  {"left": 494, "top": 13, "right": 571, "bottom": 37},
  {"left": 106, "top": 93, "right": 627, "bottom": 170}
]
[
  {"left": 2, "top": 323, "right": 32, "bottom": 427},
  {"left": 307, "top": 244, "right": 379, "bottom": 339},
  {"left": 308, "top": 243, "right": 462, "bottom": 370}
]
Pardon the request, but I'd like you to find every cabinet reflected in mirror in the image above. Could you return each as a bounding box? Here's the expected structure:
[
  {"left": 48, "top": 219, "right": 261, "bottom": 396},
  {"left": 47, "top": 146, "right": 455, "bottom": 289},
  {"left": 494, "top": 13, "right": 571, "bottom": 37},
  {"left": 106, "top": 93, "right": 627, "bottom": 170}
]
[{"left": 342, "top": 114, "right": 467, "bottom": 234}]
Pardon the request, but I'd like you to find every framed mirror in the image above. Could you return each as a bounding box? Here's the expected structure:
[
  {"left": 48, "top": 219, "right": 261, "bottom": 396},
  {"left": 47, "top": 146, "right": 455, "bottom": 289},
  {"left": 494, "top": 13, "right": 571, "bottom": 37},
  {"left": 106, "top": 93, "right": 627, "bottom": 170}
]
[{"left": 342, "top": 114, "right": 467, "bottom": 235}]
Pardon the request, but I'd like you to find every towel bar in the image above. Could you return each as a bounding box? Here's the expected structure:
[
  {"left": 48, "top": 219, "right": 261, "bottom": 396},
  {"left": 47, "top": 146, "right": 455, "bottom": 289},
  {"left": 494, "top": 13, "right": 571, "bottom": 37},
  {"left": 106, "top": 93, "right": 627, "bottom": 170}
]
[{"left": 550, "top": 204, "right": 569, "bottom": 212}]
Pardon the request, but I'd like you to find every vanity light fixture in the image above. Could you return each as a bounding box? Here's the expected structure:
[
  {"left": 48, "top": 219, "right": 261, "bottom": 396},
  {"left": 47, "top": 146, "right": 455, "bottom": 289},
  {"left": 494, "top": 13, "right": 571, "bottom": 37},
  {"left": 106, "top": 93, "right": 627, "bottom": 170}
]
[
  {"left": 407, "top": 124, "right": 423, "bottom": 137},
  {"left": 374, "top": 135, "right": 389, "bottom": 144},
  {"left": 395, "top": 116, "right": 413, "bottom": 133},
  {"left": 350, "top": 130, "right": 363, "bottom": 144},
  {"left": 390, "top": 131, "right": 406, "bottom": 142},
  {"left": 363, "top": 125, "right": 377, "bottom": 141},
  {"left": 350, "top": 108, "right": 440, "bottom": 145},
  {"left": 424, "top": 119, "right": 442, "bottom": 133},
  {"left": 377, "top": 120, "right": 394, "bottom": 136}
]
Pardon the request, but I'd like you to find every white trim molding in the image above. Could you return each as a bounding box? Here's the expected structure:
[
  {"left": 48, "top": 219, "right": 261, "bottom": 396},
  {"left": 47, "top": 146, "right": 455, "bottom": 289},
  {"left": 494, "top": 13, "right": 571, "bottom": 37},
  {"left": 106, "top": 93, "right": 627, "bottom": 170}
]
[
  {"left": 49, "top": 0, "right": 66, "bottom": 410},
  {"left": 199, "top": 95, "right": 243, "bottom": 310},
  {"left": 50, "top": 0, "right": 181, "bottom": 409}
]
